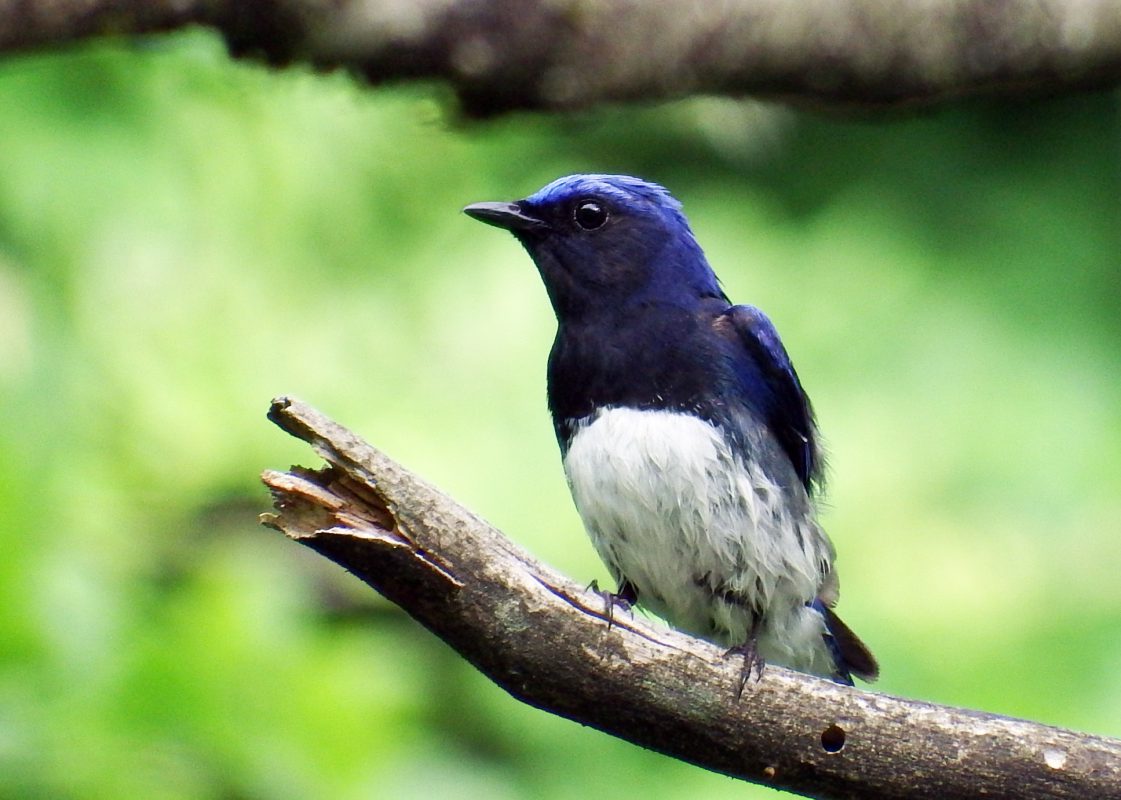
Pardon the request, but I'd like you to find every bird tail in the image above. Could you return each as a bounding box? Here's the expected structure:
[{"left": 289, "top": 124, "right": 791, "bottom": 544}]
[{"left": 816, "top": 600, "right": 879, "bottom": 683}]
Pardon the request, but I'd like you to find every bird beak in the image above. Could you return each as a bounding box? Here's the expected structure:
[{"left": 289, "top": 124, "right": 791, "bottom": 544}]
[{"left": 463, "top": 201, "right": 547, "bottom": 233}]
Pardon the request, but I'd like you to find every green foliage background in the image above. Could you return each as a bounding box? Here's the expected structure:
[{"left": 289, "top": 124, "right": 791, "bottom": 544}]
[{"left": 1, "top": 31, "right": 1120, "bottom": 799}]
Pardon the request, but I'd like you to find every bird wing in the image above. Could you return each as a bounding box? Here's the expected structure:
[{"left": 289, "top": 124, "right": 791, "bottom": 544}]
[{"left": 715, "top": 304, "right": 821, "bottom": 491}]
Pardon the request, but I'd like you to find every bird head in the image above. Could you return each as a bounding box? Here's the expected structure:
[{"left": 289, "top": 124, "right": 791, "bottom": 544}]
[{"left": 465, "top": 174, "right": 725, "bottom": 321}]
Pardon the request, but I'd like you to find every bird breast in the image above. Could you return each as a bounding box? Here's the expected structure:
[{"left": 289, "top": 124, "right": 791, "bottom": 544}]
[{"left": 562, "top": 406, "right": 829, "bottom": 644}]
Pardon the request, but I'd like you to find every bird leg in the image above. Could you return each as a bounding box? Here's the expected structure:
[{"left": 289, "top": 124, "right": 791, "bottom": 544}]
[
  {"left": 725, "top": 615, "right": 766, "bottom": 698},
  {"left": 588, "top": 578, "right": 638, "bottom": 630}
]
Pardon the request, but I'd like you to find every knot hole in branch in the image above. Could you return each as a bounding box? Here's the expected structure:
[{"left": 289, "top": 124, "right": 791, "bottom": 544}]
[{"left": 821, "top": 724, "right": 846, "bottom": 753}]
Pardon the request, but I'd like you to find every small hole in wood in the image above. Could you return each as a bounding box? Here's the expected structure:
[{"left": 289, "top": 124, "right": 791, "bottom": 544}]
[{"left": 821, "top": 724, "right": 846, "bottom": 753}]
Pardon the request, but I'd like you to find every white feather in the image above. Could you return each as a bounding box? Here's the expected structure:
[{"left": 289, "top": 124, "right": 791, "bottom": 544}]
[{"left": 563, "top": 406, "right": 839, "bottom": 677}]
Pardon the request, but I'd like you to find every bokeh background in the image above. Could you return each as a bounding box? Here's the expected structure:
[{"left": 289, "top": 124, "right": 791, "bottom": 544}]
[{"left": 1, "top": 29, "right": 1120, "bottom": 799}]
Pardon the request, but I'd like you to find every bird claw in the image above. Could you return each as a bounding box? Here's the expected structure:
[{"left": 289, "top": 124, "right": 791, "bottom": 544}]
[
  {"left": 725, "top": 636, "right": 766, "bottom": 698},
  {"left": 588, "top": 579, "right": 636, "bottom": 629}
]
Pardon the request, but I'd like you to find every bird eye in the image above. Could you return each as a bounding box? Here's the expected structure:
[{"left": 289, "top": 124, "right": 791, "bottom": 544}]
[{"left": 573, "top": 200, "right": 609, "bottom": 230}]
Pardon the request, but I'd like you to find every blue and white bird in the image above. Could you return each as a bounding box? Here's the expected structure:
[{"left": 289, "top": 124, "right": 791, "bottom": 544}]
[{"left": 464, "top": 174, "right": 877, "bottom": 686}]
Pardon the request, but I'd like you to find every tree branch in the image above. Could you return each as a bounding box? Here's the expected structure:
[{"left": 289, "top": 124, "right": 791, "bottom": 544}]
[
  {"left": 260, "top": 396, "right": 1121, "bottom": 800},
  {"left": 2, "top": 0, "right": 1121, "bottom": 114}
]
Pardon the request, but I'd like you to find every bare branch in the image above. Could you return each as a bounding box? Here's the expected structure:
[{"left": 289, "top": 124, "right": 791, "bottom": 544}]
[
  {"left": 261, "top": 396, "right": 1121, "bottom": 800},
  {"left": 2, "top": 1, "right": 1121, "bottom": 114}
]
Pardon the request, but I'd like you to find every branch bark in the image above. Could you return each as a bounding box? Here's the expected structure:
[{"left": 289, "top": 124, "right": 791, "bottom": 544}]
[
  {"left": 2, "top": 0, "right": 1121, "bottom": 114},
  {"left": 261, "top": 396, "right": 1121, "bottom": 800}
]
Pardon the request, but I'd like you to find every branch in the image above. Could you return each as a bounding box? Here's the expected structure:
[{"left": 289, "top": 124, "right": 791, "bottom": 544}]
[
  {"left": 260, "top": 396, "right": 1121, "bottom": 800},
  {"left": 3, "top": 0, "right": 1121, "bottom": 114}
]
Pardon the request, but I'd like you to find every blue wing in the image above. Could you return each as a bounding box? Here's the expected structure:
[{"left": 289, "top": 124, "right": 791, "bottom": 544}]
[{"left": 716, "top": 304, "right": 822, "bottom": 492}]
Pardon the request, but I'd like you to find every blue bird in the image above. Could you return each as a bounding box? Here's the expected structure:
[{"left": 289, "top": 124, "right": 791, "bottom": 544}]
[{"left": 464, "top": 174, "right": 877, "bottom": 686}]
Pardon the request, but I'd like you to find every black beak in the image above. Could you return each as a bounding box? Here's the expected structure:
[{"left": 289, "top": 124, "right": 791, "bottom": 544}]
[{"left": 463, "top": 201, "right": 547, "bottom": 233}]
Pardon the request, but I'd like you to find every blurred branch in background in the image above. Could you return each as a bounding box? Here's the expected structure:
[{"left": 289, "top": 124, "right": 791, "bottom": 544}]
[
  {"left": 261, "top": 397, "right": 1121, "bottom": 800},
  {"left": 1, "top": 0, "right": 1120, "bottom": 115}
]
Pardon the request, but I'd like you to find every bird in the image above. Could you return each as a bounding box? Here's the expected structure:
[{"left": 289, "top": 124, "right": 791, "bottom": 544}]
[{"left": 463, "top": 174, "right": 877, "bottom": 686}]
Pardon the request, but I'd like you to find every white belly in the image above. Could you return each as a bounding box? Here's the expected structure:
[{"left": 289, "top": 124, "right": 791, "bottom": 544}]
[{"left": 563, "top": 407, "right": 837, "bottom": 674}]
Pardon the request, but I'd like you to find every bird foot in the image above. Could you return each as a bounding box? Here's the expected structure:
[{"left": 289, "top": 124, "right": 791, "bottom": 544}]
[
  {"left": 725, "top": 636, "right": 766, "bottom": 698},
  {"left": 588, "top": 579, "right": 637, "bottom": 630}
]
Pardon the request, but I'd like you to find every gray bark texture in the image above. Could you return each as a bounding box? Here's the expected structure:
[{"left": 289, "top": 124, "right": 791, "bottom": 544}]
[
  {"left": 1, "top": 0, "right": 1120, "bottom": 114},
  {"left": 261, "top": 396, "right": 1121, "bottom": 800}
]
